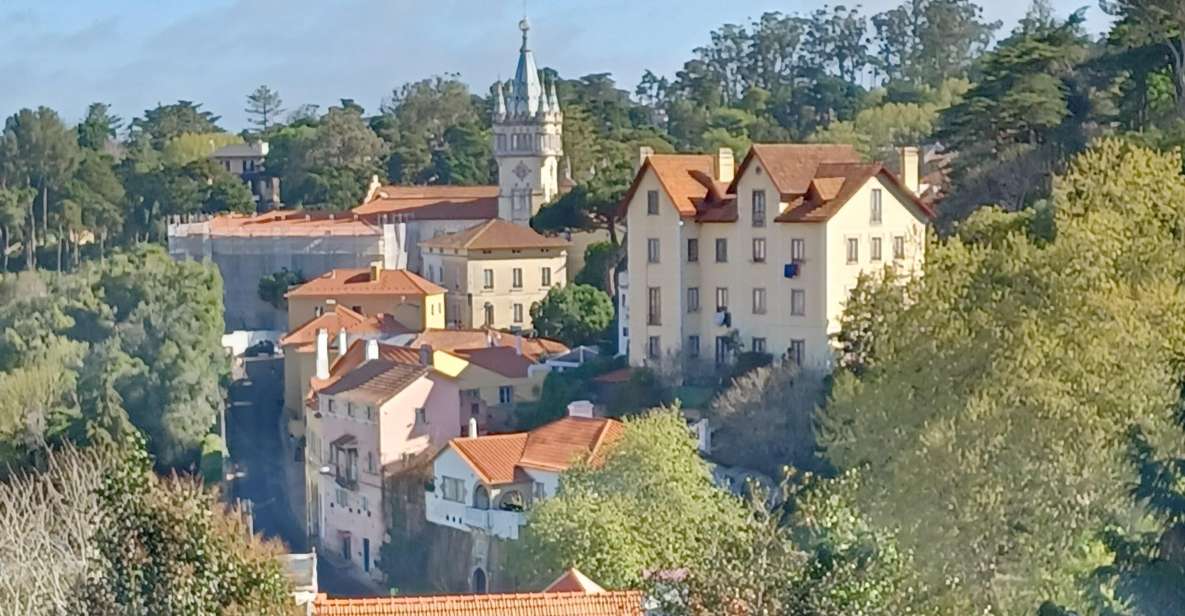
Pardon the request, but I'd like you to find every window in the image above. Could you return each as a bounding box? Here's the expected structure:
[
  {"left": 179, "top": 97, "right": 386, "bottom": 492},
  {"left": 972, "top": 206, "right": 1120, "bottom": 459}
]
[
  {"left": 715, "top": 238, "right": 728, "bottom": 262},
  {"left": 788, "top": 339, "right": 805, "bottom": 366},
  {"left": 332, "top": 445, "right": 358, "bottom": 485},
  {"left": 441, "top": 476, "right": 465, "bottom": 503},
  {"left": 686, "top": 287, "right": 700, "bottom": 313},
  {"left": 541, "top": 267, "right": 551, "bottom": 287},
  {"left": 346, "top": 402, "right": 355, "bottom": 418},
  {"left": 647, "top": 238, "right": 661, "bottom": 263},
  {"left": 791, "top": 289, "right": 806, "bottom": 316},
  {"left": 365, "top": 405, "right": 374, "bottom": 421},
  {"left": 512, "top": 268, "right": 523, "bottom": 288},
  {"left": 715, "top": 336, "right": 730, "bottom": 365},
  {"left": 647, "top": 336, "right": 661, "bottom": 359},
  {"left": 687, "top": 238, "right": 699, "bottom": 262},
  {"left": 648, "top": 287, "right": 661, "bottom": 325},
  {"left": 846, "top": 238, "right": 859, "bottom": 264},
  {"left": 483, "top": 303, "right": 494, "bottom": 326},
  {"left": 513, "top": 303, "right": 524, "bottom": 323},
  {"left": 893, "top": 235, "right": 906, "bottom": 259},
  {"left": 791, "top": 238, "right": 805, "bottom": 261},
  {"left": 752, "top": 190, "right": 766, "bottom": 227},
  {"left": 646, "top": 190, "right": 659, "bottom": 215},
  {"left": 327, "top": 399, "right": 336, "bottom": 415},
  {"left": 715, "top": 287, "right": 729, "bottom": 312},
  {"left": 336, "top": 487, "right": 350, "bottom": 508},
  {"left": 752, "top": 288, "right": 767, "bottom": 314},
  {"left": 752, "top": 337, "right": 767, "bottom": 354},
  {"left": 688, "top": 335, "right": 701, "bottom": 358},
  {"left": 367, "top": 451, "right": 376, "bottom": 474},
  {"left": 871, "top": 237, "right": 883, "bottom": 261},
  {"left": 533, "top": 481, "right": 546, "bottom": 501},
  {"left": 361, "top": 496, "right": 369, "bottom": 513},
  {"left": 871, "top": 188, "right": 883, "bottom": 224},
  {"left": 482, "top": 269, "right": 494, "bottom": 289},
  {"left": 752, "top": 238, "right": 766, "bottom": 262},
  {"left": 415, "top": 407, "right": 427, "bottom": 424},
  {"left": 498, "top": 386, "right": 514, "bottom": 405},
  {"left": 352, "top": 305, "right": 363, "bottom": 314}
]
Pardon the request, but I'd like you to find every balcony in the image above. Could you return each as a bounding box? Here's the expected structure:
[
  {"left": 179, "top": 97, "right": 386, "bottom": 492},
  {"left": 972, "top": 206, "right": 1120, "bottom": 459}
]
[{"left": 464, "top": 507, "right": 524, "bottom": 540}]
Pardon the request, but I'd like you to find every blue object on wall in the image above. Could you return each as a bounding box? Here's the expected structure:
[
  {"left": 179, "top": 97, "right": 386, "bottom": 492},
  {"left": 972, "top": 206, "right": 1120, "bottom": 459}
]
[{"left": 784, "top": 262, "right": 800, "bottom": 278}]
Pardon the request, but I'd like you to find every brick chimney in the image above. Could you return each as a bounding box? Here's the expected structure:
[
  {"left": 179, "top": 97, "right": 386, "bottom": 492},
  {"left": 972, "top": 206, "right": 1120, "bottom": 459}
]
[
  {"left": 315, "top": 329, "right": 330, "bottom": 380},
  {"left": 714, "top": 147, "right": 734, "bottom": 183},
  {"left": 899, "top": 146, "right": 920, "bottom": 194}
]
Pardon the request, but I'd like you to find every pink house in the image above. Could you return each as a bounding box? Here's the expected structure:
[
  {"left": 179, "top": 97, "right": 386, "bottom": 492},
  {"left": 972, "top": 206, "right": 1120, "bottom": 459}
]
[{"left": 312, "top": 338, "right": 461, "bottom": 581}]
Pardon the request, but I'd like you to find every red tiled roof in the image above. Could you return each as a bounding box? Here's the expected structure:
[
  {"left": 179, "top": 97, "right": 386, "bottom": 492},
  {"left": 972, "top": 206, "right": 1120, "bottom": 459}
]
[
  {"left": 447, "top": 417, "right": 623, "bottom": 485},
  {"left": 775, "top": 163, "right": 935, "bottom": 222},
  {"left": 353, "top": 185, "right": 499, "bottom": 221},
  {"left": 407, "top": 329, "right": 568, "bottom": 362},
  {"left": 312, "top": 590, "right": 643, "bottom": 616},
  {"left": 282, "top": 308, "right": 414, "bottom": 352},
  {"left": 454, "top": 346, "right": 537, "bottom": 379},
  {"left": 617, "top": 154, "right": 715, "bottom": 219},
  {"left": 545, "top": 569, "right": 607, "bottom": 594},
  {"left": 192, "top": 210, "right": 380, "bottom": 237},
  {"left": 307, "top": 340, "right": 428, "bottom": 408},
  {"left": 420, "top": 219, "right": 569, "bottom": 250},
  {"left": 318, "top": 359, "right": 429, "bottom": 404},
  {"left": 730, "top": 144, "right": 861, "bottom": 196},
  {"left": 287, "top": 267, "right": 445, "bottom": 298}
]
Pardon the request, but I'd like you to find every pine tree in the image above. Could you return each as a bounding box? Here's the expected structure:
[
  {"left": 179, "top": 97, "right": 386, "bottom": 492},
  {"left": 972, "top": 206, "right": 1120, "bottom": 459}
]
[{"left": 245, "top": 85, "right": 285, "bottom": 133}]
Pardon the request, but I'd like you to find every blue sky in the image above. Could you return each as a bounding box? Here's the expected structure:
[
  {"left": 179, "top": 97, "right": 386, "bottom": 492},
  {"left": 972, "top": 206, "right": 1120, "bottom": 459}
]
[{"left": 1, "top": 0, "right": 1108, "bottom": 130}]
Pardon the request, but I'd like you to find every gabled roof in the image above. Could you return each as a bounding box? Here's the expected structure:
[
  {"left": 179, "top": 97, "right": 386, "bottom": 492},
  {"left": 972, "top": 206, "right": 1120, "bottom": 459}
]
[
  {"left": 353, "top": 185, "right": 499, "bottom": 221},
  {"left": 307, "top": 340, "right": 435, "bottom": 409},
  {"left": 446, "top": 416, "right": 624, "bottom": 485},
  {"left": 545, "top": 569, "right": 607, "bottom": 594},
  {"left": 311, "top": 590, "right": 643, "bottom": 616},
  {"left": 281, "top": 307, "right": 413, "bottom": 351},
  {"left": 774, "top": 163, "right": 935, "bottom": 223},
  {"left": 406, "top": 329, "right": 569, "bottom": 362},
  {"left": 419, "top": 218, "right": 569, "bottom": 251},
  {"left": 617, "top": 154, "right": 715, "bottom": 219},
  {"left": 318, "top": 359, "right": 429, "bottom": 405},
  {"left": 454, "top": 346, "right": 537, "bottom": 379},
  {"left": 286, "top": 268, "right": 445, "bottom": 298},
  {"left": 189, "top": 211, "right": 380, "bottom": 238},
  {"left": 729, "top": 144, "right": 861, "bottom": 196}
]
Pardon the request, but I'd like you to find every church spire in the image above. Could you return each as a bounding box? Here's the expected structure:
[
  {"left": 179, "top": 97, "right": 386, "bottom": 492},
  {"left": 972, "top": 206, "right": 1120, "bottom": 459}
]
[
  {"left": 513, "top": 18, "right": 542, "bottom": 117},
  {"left": 494, "top": 81, "right": 507, "bottom": 121},
  {"left": 548, "top": 81, "right": 560, "bottom": 114}
]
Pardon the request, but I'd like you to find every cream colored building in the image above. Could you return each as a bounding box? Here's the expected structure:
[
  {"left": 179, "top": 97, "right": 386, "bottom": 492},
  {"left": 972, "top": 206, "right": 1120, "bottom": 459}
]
[
  {"left": 420, "top": 219, "right": 568, "bottom": 332},
  {"left": 623, "top": 144, "right": 931, "bottom": 370}
]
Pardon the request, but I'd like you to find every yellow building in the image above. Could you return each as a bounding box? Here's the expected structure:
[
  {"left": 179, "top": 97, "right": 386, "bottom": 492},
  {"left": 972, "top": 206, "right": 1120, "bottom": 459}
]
[
  {"left": 286, "top": 264, "right": 446, "bottom": 332},
  {"left": 623, "top": 144, "right": 932, "bottom": 370},
  {"left": 420, "top": 219, "right": 569, "bottom": 331}
]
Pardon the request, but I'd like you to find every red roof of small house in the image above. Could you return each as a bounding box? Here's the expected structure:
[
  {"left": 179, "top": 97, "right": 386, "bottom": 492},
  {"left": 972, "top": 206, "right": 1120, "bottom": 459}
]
[
  {"left": 353, "top": 185, "right": 500, "bottom": 221},
  {"left": 312, "top": 590, "right": 642, "bottom": 616},
  {"left": 617, "top": 154, "right": 715, "bottom": 219},
  {"left": 446, "top": 416, "right": 624, "bottom": 485},
  {"left": 281, "top": 307, "right": 414, "bottom": 352},
  {"left": 406, "top": 329, "right": 568, "bottom": 362},
  {"left": 453, "top": 346, "right": 537, "bottom": 379},
  {"left": 419, "top": 218, "right": 569, "bottom": 251},
  {"left": 286, "top": 267, "right": 444, "bottom": 298}
]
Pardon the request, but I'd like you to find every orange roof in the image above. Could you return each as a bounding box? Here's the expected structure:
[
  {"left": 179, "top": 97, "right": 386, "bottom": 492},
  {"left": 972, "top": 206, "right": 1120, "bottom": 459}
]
[
  {"left": 307, "top": 340, "right": 430, "bottom": 408},
  {"left": 454, "top": 346, "right": 537, "bottom": 379},
  {"left": 419, "top": 219, "right": 569, "bottom": 251},
  {"left": 545, "top": 569, "right": 607, "bottom": 593},
  {"left": 318, "top": 359, "right": 429, "bottom": 404},
  {"left": 312, "top": 590, "right": 643, "bottom": 616},
  {"left": 447, "top": 417, "right": 624, "bottom": 485},
  {"left": 407, "top": 329, "right": 568, "bottom": 362},
  {"left": 192, "top": 210, "right": 380, "bottom": 237},
  {"left": 731, "top": 144, "right": 861, "bottom": 196},
  {"left": 618, "top": 154, "right": 715, "bottom": 218},
  {"left": 282, "top": 307, "right": 413, "bottom": 351},
  {"left": 287, "top": 268, "right": 445, "bottom": 298},
  {"left": 353, "top": 185, "right": 499, "bottom": 221},
  {"left": 775, "top": 163, "right": 935, "bottom": 223}
]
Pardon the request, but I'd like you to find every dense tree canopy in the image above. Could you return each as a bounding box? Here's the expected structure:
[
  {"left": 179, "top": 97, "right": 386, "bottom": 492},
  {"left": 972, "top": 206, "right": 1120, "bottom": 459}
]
[{"left": 528, "top": 283, "right": 614, "bottom": 347}]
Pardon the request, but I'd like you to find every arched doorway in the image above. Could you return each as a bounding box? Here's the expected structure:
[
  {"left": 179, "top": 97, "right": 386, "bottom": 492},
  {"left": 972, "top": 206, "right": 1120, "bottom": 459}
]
[
  {"left": 472, "top": 567, "right": 488, "bottom": 593},
  {"left": 473, "top": 485, "right": 490, "bottom": 510}
]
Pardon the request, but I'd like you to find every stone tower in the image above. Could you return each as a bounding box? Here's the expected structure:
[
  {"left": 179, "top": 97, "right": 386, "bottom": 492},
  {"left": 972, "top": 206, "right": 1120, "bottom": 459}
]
[{"left": 493, "top": 18, "right": 563, "bottom": 225}]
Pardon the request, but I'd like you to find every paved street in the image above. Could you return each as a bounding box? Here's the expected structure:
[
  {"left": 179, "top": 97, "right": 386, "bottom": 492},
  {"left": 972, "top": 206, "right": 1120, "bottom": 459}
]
[{"left": 226, "top": 355, "right": 378, "bottom": 597}]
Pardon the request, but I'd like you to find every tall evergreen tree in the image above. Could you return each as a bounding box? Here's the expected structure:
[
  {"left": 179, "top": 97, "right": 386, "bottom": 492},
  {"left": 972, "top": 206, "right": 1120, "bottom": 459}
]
[{"left": 245, "top": 85, "right": 285, "bottom": 132}]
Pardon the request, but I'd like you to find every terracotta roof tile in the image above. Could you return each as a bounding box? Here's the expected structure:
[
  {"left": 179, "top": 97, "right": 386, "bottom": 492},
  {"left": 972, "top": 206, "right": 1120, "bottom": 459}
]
[
  {"left": 353, "top": 185, "right": 499, "bottom": 221},
  {"left": 544, "top": 569, "right": 607, "bottom": 594},
  {"left": 312, "top": 590, "right": 643, "bottom": 616},
  {"left": 287, "top": 268, "right": 445, "bottom": 298},
  {"left": 281, "top": 305, "right": 366, "bottom": 349},
  {"left": 732, "top": 144, "right": 861, "bottom": 196},
  {"left": 618, "top": 154, "right": 715, "bottom": 218},
  {"left": 407, "top": 329, "right": 568, "bottom": 362},
  {"left": 775, "top": 163, "right": 935, "bottom": 223},
  {"left": 318, "top": 358, "right": 429, "bottom": 404},
  {"left": 190, "top": 210, "right": 380, "bottom": 237},
  {"left": 307, "top": 340, "right": 430, "bottom": 408},
  {"left": 419, "top": 219, "right": 569, "bottom": 251},
  {"left": 446, "top": 417, "right": 623, "bottom": 485},
  {"left": 454, "top": 346, "right": 536, "bottom": 379}
]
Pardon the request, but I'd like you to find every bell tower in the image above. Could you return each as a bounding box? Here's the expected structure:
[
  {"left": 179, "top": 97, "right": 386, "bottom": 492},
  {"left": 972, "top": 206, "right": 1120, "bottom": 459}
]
[{"left": 493, "top": 18, "right": 563, "bottom": 225}]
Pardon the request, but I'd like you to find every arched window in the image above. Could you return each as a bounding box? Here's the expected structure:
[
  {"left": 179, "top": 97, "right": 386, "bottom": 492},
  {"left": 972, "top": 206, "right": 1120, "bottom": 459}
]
[
  {"left": 473, "top": 567, "right": 487, "bottom": 593},
  {"left": 497, "top": 489, "right": 525, "bottom": 512},
  {"left": 473, "top": 485, "right": 490, "bottom": 510}
]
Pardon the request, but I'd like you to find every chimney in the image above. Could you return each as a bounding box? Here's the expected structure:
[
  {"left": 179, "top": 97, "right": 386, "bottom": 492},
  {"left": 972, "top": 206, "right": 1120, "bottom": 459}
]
[
  {"left": 567, "top": 400, "right": 594, "bottom": 418},
  {"left": 515, "top": 334, "right": 523, "bottom": 356},
  {"left": 468, "top": 417, "right": 478, "bottom": 438},
  {"left": 336, "top": 329, "right": 348, "bottom": 356},
  {"left": 486, "top": 330, "right": 495, "bottom": 348},
  {"left": 365, "top": 339, "right": 379, "bottom": 362},
  {"left": 369, "top": 261, "right": 383, "bottom": 282},
  {"left": 899, "top": 146, "right": 920, "bottom": 194},
  {"left": 636, "top": 146, "right": 654, "bottom": 172},
  {"left": 714, "top": 147, "right": 734, "bottom": 183},
  {"left": 315, "top": 329, "right": 330, "bottom": 380},
  {"left": 419, "top": 344, "right": 434, "bottom": 367},
  {"left": 364, "top": 175, "right": 383, "bottom": 202}
]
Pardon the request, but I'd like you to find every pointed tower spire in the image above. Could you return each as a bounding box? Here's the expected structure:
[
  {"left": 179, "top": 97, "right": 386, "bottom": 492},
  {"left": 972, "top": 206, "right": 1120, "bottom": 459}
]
[
  {"left": 537, "top": 78, "right": 551, "bottom": 115},
  {"left": 513, "top": 18, "right": 542, "bottom": 116},
  {"left": 494, "top": 81, "right": 507, "bottom": 121},
  {"left": 548, "top": 81, "right": 561, "bottom": 114}
]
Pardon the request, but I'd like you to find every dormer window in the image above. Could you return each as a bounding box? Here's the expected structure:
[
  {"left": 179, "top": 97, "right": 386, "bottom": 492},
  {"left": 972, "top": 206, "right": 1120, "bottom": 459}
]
[{"left": 646, "top": 190, "right": 659, "bottom": 215}]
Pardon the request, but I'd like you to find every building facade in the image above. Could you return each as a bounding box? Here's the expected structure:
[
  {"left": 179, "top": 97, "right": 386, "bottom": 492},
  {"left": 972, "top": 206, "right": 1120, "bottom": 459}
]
[
  {"left": 420, "top": 219, "right": 568, "bottom": 331},
  {"left": 285, "top": 264, "right": 446, "bottom": 333},
  {"left": 210, "top": 141, "right": 281, "bottom": 211},
  {"left": 623, "top": 144, "right": 932, "bottom": 370}
]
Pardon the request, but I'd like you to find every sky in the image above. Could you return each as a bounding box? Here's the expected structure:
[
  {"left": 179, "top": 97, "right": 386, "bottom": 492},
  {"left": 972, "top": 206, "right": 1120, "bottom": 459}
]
[{"left": 0, "top": 0, "right": 1111, "bottom": 131}]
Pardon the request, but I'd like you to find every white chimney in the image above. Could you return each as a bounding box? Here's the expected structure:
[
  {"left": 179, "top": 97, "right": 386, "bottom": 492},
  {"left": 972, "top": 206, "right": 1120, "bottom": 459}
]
[
  {"left": 486, "top": 330, "right": 495, "bottom": 348},
  {"left": 314, "top": 329, "right": 330, "bottom": 380},
  {"left": 365, "top": 339, "right": 379, "bottom": 362},
  {"left": 899, "top": 146, "right": 920, "bottom": 194},
  {"left": 714, "top": 147, "right": 734, "bottom": 183},
  {"left": 636, "top": 146, "right": 654, "bottom": 172},
  {"left": 567, "top": 400, "right": 595, "bottom": 418},
  {"left": 336, "top": 329, "right": 348, "bottom": 357},
  {"left": 468, "top": 417, "right": 478, "bottom": 438},
  {"left": 515, "top": 334, "right": 523, "bottom": 356}
]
